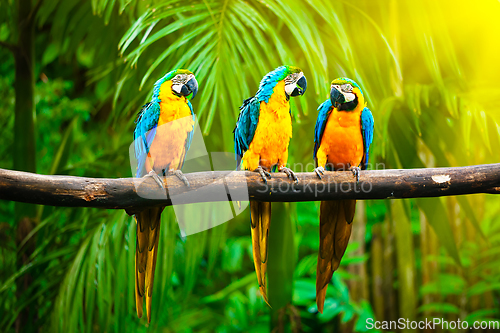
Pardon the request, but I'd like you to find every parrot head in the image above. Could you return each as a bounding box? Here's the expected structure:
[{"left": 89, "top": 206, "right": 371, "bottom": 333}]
[
  {"left": 170, "top": 69, "right": 198, "bottom": 99},
  {"left": 154, "top": 69, "right": 198, "bottom": 101},
  {"left": 255, "top": 65, "right": 307, "bottom": 103},
  {"left": 330, "top": 77, "right": 363, "bottom": 111},
  {"left": 283, "top": 66, "right": 307, "bottom": 97}
]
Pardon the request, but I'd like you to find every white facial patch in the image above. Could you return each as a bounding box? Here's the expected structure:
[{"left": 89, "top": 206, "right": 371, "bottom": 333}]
[
  {"left": 172, "top": 83, "right": 183, "bottom": 94},
  {"left": 284, "top": 72, "right": 304, "bottom": 96},
  {"left": 171, "top": 73, "right": 193, "bottom": 94},
  {"left": 343, "top": 92, "right": 356, "bottom": 102},
  {"left": 285, "top": 82, "right": 297, "bottom": 96}
]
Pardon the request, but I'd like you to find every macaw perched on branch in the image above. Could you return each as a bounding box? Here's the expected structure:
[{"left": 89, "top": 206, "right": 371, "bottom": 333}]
[
  {"left": 133, "top": 69, "right": 198, "bottom": 322},
  {"left": 313, "top": 78, "right": 374, "bottom": 313},
  {"left": 234, "top": 66, "right": 307, "bottom": 305}
]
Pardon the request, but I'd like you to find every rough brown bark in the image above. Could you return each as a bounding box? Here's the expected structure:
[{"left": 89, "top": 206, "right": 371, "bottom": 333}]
[{"left": 0, "top": 164, "right": 499, "bottom": 212}]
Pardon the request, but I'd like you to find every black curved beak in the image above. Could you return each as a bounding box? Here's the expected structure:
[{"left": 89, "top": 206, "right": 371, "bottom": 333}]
[
  {"left": 291, "top": 75, "right": 307, "bottom": 96},
  {"left": 180, "top": 77, "right": 198, "bottom": 100},
  {"left": 330, "top": 86, "right": 345, "bottom": 107}
]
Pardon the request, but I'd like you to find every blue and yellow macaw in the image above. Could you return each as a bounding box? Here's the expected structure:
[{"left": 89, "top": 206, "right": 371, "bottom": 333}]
[
  {"left": 234, "top": 66, "right": 307, "bottom": 304},
  {"left": 313, "top": 78, "right": 374, "bottom": 313},
  {"left": 133, "top": 69, "right": 198, "bottom": 322}
]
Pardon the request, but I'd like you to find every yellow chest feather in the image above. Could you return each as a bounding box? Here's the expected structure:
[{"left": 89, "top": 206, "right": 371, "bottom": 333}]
[
  {"left": 157, "top": 81, "right": 193, "bottom": 125},
  {"left": 146, "top": 81, "right": 194, "bottom": 173},
  {"left": 243, "top": 81, "right": 292, "bottom": 170},
  {"left": 320, "top": 106, "right": 364, "bottom": 169}
]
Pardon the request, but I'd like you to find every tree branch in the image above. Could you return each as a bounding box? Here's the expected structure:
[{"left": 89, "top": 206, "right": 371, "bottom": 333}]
[
  {"left": 0, "top": 164, "right": 499, "bottom": 214},
  {"left": 0, "top": 40, "right": 18, "bottom": 53}
]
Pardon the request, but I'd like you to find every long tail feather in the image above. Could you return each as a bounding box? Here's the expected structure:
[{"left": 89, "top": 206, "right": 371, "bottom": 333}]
[
  {"left": 250, "top": 201, "right": 272, "bottom": 306},
  {"left": 316, "top": 200, "right": 355, "bottom": 313},
  {"left": 135, "top": 207, "right": 163, "bottom": 322},
  {"left": 134, "top": 253, "right": 143, "bottom": 319}
]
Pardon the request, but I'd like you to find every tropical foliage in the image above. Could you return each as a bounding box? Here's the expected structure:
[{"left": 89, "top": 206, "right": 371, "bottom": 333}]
[{"left": 1, "top": 0, "right": 500, "bottom": 332}]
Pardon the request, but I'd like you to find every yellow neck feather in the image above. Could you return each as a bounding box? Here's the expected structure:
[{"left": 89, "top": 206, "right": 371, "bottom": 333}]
[
  {"left": 261, "top": 80, "right": 289, "bottom": 117},
  {"left": 158, "top": 81, "right": 186, "bottom": 103}
]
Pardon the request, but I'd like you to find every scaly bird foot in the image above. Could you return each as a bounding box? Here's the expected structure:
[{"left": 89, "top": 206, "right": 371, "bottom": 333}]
[
  {"left": 314, "top": 166, "right": 325, "bottom": 180},
  {"left": 173, "top": 170, "right": 190, "bottom": 187},
  {"left": 254, "top": 166, "right": 272, "bottom": 184},
  {"left": 280, "top": 167, "right": 299, "bottom": 184},
  {"left": 349, "top": 166, "right": 361, "bottom": 183},
  {"left": 145, "top": 170, "right": 165, "bottom": 189}
]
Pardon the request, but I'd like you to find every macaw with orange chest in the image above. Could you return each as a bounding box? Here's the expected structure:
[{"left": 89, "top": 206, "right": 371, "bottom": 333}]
[
  {"left": 133, "top": 69, "right": 198, "bottom": 322},
  {"left": 234, "top": 66, "right": 307, "bottom": 304},
  {"left": 313, "top": 78, "right": 374, "bottom": 313}
]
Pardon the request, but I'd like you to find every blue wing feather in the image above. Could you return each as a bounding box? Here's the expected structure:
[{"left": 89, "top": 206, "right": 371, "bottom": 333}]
[
  {"left": 133, "top": 102, "right": 160, "bottom": 177},
  {"left": 360, "top": 107, "right": 374, "bottom": 169},
  {"left": 233, "top": 97, "right": 261, "bottom": 169},
  {"left": 255, "top": 66, "right": 287, "bottom": 103},
  {"left": 313, "top": 99, "right": 333, "bottom": 161},
  {"left": 232, "top": 66, "right": 289, "bottom": 169}
]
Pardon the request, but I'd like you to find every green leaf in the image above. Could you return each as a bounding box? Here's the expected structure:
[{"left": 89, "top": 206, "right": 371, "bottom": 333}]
[
  {"left": 418, "top": 302, "right": 460, "bottom": 314},
  {"left": 420, "top": 274, "right": 466, "bottom": 296},
  {"left": 292, "top": 278, "right": 316, "bottom": 305}
]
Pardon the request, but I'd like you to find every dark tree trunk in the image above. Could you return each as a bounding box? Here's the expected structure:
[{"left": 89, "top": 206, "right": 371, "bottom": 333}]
[
  {"left": 13, "top": 0, "right": 37, "bottom": 331},
  {"left": 13, "top": 0, "right": 36, "bottom": 179}
]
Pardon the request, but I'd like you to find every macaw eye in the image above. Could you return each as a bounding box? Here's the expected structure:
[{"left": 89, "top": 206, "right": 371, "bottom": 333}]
[
  {"left": 341, "top": 84, "right": 353, "bottom": 92},
  {"left": 173, "top": 74, "right": 187, "bottom": 83},
  {"left": 286, "top": 73, "right": 300, "bottom": 83}
]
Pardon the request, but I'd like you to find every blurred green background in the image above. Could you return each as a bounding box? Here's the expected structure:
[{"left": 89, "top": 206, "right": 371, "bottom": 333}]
[{"left": 1, "top": 0, "right": 500, "bottom": 332}]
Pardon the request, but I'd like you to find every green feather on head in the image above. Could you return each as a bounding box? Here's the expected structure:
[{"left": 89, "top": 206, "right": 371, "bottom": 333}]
[{"left": 331, "top": 77, "right": 363, "bottom": 96}]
